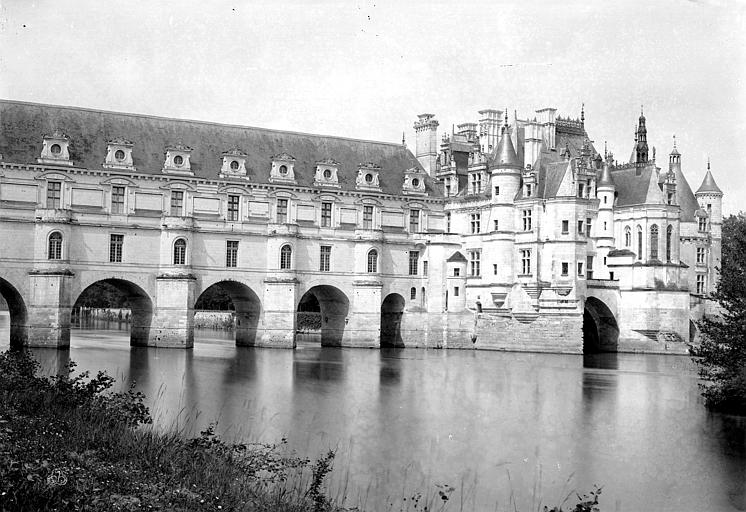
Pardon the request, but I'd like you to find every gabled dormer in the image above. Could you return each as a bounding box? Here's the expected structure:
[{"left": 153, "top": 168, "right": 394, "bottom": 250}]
[
  {"left": 403, "top": 167, "right": 427, "bottom": 196},
  {"left": 270, "top": 152, "right": 297, "bottom": 183},
  {"left": 163, "top": 142, "right": 193, "bottom": 175},
  {"left": 219, "top": 147, "right": 248, "bottom": 178},
  {"left": 314, "top": 158, "right": 340, "bottom": 188},
  {"left": 356, "top": 162, "right": 381, "bottom": 191},
  {"left": 103, "top": 137, "right": 135, "bottom": 170},
  {"left": 38, "top": 129, "right": 73, "bottom": 166}
]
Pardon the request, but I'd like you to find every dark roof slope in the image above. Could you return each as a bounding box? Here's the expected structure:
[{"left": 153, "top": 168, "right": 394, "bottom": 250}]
[
  {"left": 696, "top": 170, "right": 723, "bottom": 195},
  {"left": 610, "top": 164, "right": 660, "bottom": 207},
  {"left": 0, "top": 100, "right": 436, "bottom": 196}
]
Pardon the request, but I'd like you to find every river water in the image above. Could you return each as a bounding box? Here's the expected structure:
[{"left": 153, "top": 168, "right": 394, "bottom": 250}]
[{"left": 1, "top": 312, "right": 744, "bottom": 511}]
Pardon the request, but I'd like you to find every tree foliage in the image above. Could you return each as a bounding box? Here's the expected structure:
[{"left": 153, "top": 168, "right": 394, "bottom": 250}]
[{"left": 692, "top": 213, "right": 746, "bottom": 414}]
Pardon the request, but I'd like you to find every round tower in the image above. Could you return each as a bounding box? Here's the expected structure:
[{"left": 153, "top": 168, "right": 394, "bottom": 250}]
[
  {"left": 596, "top": 161, "right": 616, "bottom": 278},
  {"left": 695, "top": 160, "right": 723, "bottom": 233}
]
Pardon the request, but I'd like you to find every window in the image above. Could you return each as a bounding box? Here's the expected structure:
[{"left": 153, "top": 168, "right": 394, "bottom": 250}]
[
  {"left": 319, "top": 246, "right": 331, "bottom": 272},
  {"left": 603, "top": 221, "right": 607, "bottom": 230},
  {"left": 696, "top": 247, "right": 706, "bottom": 264},
  {"left": 409, "top": 209, "right": 420, "bottom": 232},
  {"left": 48, "top": 232, "right": 62, "bottom": 260},
  {"left": 227, "top": 195, "right": 240, "bottom": 221},
  {"left": 277, "top": 199, "right": 288, "bottom": 223},
  {"left": 562, "top": 220, "right": 569, "bottom": 234},
  {"left": 470, "top": 173, "right": 482, "bottom": 194},
  {"left": 446, "top": 212, "right": 451, "bottom": 233},
  {"left": 470, "top": 213, "right": 481, "bottom": 234},
  {"left": 423, "top": 261, "right": 429, "bottom": 275},
  {"left": 666, "top": 225, "right": 673, "bottom": 262},
  {"left": 650, "top": 225, "right": 659, "bottom": 260},
  {"left": 578, "top": 183, "right": 585, "bottom": 197},
  {"left": 367, "top": 249, "right": 378, "bottom": 273},
  {"left": 321, "top": 202, "right": 332, "bottom": 227},
  {"left": 115, "top": 149, "right": 125, "bottom": 161},
  {"left": 410, "top": 287, "right": 417, "bottom": 300},
  {"left": 408, "top": 251, "right": 419, "bottom": 275},
  {"left": 525, "top": 184, "right": 532, "bottom": 197},
  {"left": 494, "top": 220, "right": 499, "bottom": 231},
  {"left": 698, "top": 216, "right": 707, "bottom": 232},
  {"left": 223, "top": 240, "right": 237, "bottom": 268},
  {"left": 170, "top": 191, "right": 184, "bottom": 216},
  {"left": 586, "top": 218, "right": 592, "bottom": 237},
  {"left": 637, "top": 226, "right": 643, "bottom": 260},
  {"left": 696, "top": 274, "right": 706, "bottom": 295},
  {"left": 577, "top": 262, "right": 584, "bottom": 276},
  {"left": 445, "top": 178, "right": 451, "bottom": 197},
  {"left": 625, "top": 226, "right": 631, "bottom": 247},
  {"left": 363, "top": 205, "right": 374, "bottom": 229},
  {"left": 561, "top": 262, "right": 569, "bottom": 276},
  {"left": 109, "top": 234, "right": 123, "bottom": 263},
  {"left": 578, "top": 220, "right": 584, "bottom": 235},
  {"left": 230, "top": 160, "right": 239, "bottom": 170},
  {"left": 453, "top": 267, "right": 461, "bottom": 277},
  {"left": 469, "top": 250, "right": 481, "bottom": 277},
  {"left": 279, "top": 164, "right": 288, "bottom": 175},
  {"left": 493, "top": 264, "right": 498, "bottom": 275},
  {"left": 667, "top": 193, "right": 674, "bottom": 205},
  {"left": 520, "top": 249, "right": 531, "bottom": 275},
  {"left": 173, "top": 155, "right": 184, "bottom": 166},
  {"left": 587, "top": 256, "right": 594, "bottom": 279},
  {"left": 280, "top": 244, "right": 292, "bottom": 269},
  {"left": 522, "top": 210, "right": 532, "bottom": 231},
  {"left": 454, "top": 286, "right": 460, "bottom": 297},
  {"left": 494, "top": 186, "right": 500, "bottom": 196},
  {"left": 173, "top": 238, "right": 186, "bottom": 265},
  {"left": 111, "top": 186, "right": 125, "bottom": 214},
  {"left": 50, "top": 144, "right": 61, "bottom": 155},
  {"left": 604, "top": 196, "right": 608, "bottom": 204},
  {"left": 47, "top": 181, "right": 62, "bottom": 208}
]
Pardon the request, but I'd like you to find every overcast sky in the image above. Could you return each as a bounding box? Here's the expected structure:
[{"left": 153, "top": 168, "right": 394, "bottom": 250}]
[{"left": 1, "top": 0, "right": 744, "bottom": 212}]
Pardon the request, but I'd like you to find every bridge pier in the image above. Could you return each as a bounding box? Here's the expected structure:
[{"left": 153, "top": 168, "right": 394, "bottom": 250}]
[
  {"left": 344, "top": 281, "right": 382, "bottom": 347},
  {"left": 258, "top": 277, "right": 297, "bottom": 348},
  {"left": 141, "top": 275, "right": 196, "bottom": 348},
  {"left": 25, "top": 270, "right": 73, "bottom": 349}
]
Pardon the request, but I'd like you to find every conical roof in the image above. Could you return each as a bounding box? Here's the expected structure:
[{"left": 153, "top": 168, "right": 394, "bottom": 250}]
[
  {"left": 491, "top": 129, "right": 520, "bottom": 169},
  {"left": 597, "top": 162, "right": 615, "bottom": 188},
  {"left": 696, "top": 169, "right": 723, "bottom": 195}
]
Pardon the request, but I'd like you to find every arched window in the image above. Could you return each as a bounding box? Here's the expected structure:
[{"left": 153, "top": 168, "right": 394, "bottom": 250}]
[
  {"left": 48, "top": 231, "right": 63, "bottom": 260},
  {"left": 280, "top": 244, "right": 292, "bottom": 269},
  {"left": 173, "top": 238, "right": 187, "bottom": 265},
  {"left": 666, "top": 225, "right": 673, "bottom": 262},
  {"left": 624, "top": 226, "right": 631, "bottom": 247},
  {"left": 410, "top": 287, "right": 417, "bottom": 300},
  {"left": 367, "top": 249, "right": 378, "bottom": 273},
  {"left": 650, "top": 224, "right": 659, "bottom": 260},
  {"left": 637, "top": 226, "right": 643, "bottom": 260}
]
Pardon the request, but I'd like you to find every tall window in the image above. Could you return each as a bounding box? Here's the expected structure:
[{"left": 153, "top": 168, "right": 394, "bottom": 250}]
[
  {"left": 470, "top": 213, "right": 481, "bottom": 234},
  {"left": 520, "top": 249, "right": 531, "bottom": 275},
  {"left": 470, "top": 173, "right": 482, "bottom": 194},
  {"left": 446, "top": 212, "right": 451, "bottom": 233},
  {"left": 280, "top": 244, "right": 292, "bottom": 269},
  {"left": 650, "top": 225, "right": 659, "bottom": 260},
  {"left": 637, "top": 225, "right": 643, "bottom": 260},
  {"left": 577, "top": 220, "right": 584, "bottom": 235},
  {"left": 319, "top": 245, "right": 331, "bottom": 272},
  {"left": 410, "top": 287, "right": 417, "bottom": 300},
  {"left": 561, "top": 262, "right": 569, "bottom": 276},
  {"left": 277, "top": 199, "right": 288, "bottom": 223},
  {"left": 666, "top": 225, "right": 673, "bottom": 262},
  {"left": 577, "top": 183, "right": 585, "bottom": 198},
  {"left": 562, "top": 220, "right": 569, "bottom": 234},
  {"left": 696, "top": 247, "right": 706, "bottom": 264},
  {"left": 226, "top": 240, "right": 238, "bottom": 268},
  {"left": 227, "top": 195, "right": 240, "bottom": 221},
  {"left": 363, "top": 205, "right": 374, "bottom": 229},
  {"left": 109, "top": 234, "right": 123, "bottom": 263},
  {"left": 577, "top": 261, "right": 584, "bottom": 276},
  {"left": 321, "top": 202, "right": 332, "bottom": 227},
  {"left": 48, "top": 232, "right": 62, "bottom": 260},
  {"left": 586, "top": 218, "right": 592, "bottom": 237},
  {"left": 586, "top": 256, "right": 594, "bottom": 279},
  {"left": 173, "top": 238, "right": 186, "bottom": 265},
  {"left": 171, "top": 191, "right": 184, "bottom": 216},
  {"left": 522, "top": 210, "right": 532, "bottom": 231},
  {"left": 423, "top": 261, "right": 429, "bottom": 275},
  {"left": 625, "top": 226, "right": 631, "bottom": 247},
  {"left": 698, "top": 216, "right": 707, "bottom": 232},
  {"left": 469, "top": 250, "right": 481, "bottom": 277},
  {"left": 47, "top": 181, "right": 62, "bottom": 208},
  {"left": 696, "top": 274, "right": 706, "bottom": 295},
  {"left": 367, "top": 249, "right": 378, "bottom": 273},
  {"left": 445, "top": 178, "right": 451, "bottom": 197},
  {"left": 111, "top": 186, "right": 125, "bottom": 214},
  {"left": 409, "top": 209, "right": 420, "bottom": 232},
  {"left": 408, "top": 251, "right": 419, "bottom": 276}
]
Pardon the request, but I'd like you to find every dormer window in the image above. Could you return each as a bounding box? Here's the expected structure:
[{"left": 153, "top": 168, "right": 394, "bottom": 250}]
[
  {"left": 403, "top": 167, "right": 427, "bottom": 196},
  {"left": 270, "top": 152, "right": 297, "bottom": 183},
  {"left": 163, "top": 142, "right": 193, "bottom": 175},
  {"left": 314, "top": 158, "right": 340, "bottom": 188},
  {"left": 104, "top": 138, "right": 135, "bottom": 170},
  {"left": 356, "top": 163, "right": 381, "bottom": 191},
  {"left": 219, "top": 148, "right": 248, "bottom": 178},
  {"left": 38, "top": 129, "right": 73, "bottom": 166}
]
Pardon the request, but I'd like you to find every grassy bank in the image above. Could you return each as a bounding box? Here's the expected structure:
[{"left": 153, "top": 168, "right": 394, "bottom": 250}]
[{"left": 0, "top": 350, "right": 602, "bottom": 511}]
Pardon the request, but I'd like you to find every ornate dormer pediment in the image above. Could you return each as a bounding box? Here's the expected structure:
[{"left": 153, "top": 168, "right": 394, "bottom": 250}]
[
  {"left": 402, "top": 167, "right": 427, "bottom": 196},
  {"left": 314, "top": 158, "right": 340, "bottom": 188},
  {"left": 103, "top": 137, "right": 135, "bottom": 170},
  {"left": 38, "top": 129, "right": 73, "bottom": 166},
  {"left": 219, "top": 147, "right": 248, "bottom": 178},
  {"left": 270, "top": 152, "right": 297, "bottom": 183},
  {"left": 163, "top": 141, "right": 193, "bottom": 175},
  {"left": 356, "top": 162, "right": 381, "bottom": 191}
]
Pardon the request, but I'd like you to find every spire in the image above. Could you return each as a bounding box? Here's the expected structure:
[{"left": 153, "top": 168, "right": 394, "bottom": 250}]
[
  {"left": 581, "top": 103, "right": 585, "bottom": 126},
  {"left": 597, "top": 162, "right": 615, "bottom": 188},
  {"left": 670, "top": 134, "right": 680, "bottom": 156},
  {"left": 402, "top": 131, "right": 406, "bottom": 147},
  {"left": 696, "top": 161, "right": 723, "bottom": 195},
  {"left": 632, "top": 106, "right": 649, "bottom": 164},
  {"left": 492, "top": 123, "right": 520, "bottom": 169}
]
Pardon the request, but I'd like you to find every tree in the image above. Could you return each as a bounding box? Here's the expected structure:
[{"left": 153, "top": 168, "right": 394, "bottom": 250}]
[{"left": 692, "top": 213, "right": 746, "bottom": 414}]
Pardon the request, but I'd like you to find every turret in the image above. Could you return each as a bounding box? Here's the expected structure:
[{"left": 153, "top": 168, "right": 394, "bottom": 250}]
[
  {"left": 695, "top": 160, "right": 723, "bottom": 231},
  {"left": 414, "top": 114, "right": 439, "bottom": 177},
  {"left": 489, "top": 113, "right": 522, "bottom": 231},
  {"left": 630, "top": 106, "right": 649, "bottom": 164}
]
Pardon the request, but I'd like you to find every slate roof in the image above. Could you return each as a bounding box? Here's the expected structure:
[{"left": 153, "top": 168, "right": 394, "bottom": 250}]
[
  {"left": 696, "top": 170, "right": 723, "bottom": 195},
  {"left": 489, "top": 129, "right": 520, "bottom": 169},
  {"left": 446, "top": 251, "right": 467, "bottom": 263},
  {"left": 0, "top": 100, "right": 437, "bottom": 196}
]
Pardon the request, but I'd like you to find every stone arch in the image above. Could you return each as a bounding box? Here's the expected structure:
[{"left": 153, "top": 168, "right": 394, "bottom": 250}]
[
  {"left": 380, "top": 293, "right": 405, "bottom": 348},
  {"left": 296, "top": 285, "right": 349, "bottom": 347},
  {"left": 72, "top": 278, "right": 153, "bottom": 346},
  {"left": 583, "top": 296, "right": 619, "bottom": 353},
  {"left": 0, "top": 277, "right": 28, "bottom": 349},
  {"left": 194, "top": 280, "right": 262, "bottom": 346}
]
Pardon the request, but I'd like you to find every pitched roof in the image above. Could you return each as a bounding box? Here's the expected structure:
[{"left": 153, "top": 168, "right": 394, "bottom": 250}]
[
  {"left": 0, "top": 100, "right": 437, "bottom": 196},
  {"left": 610, "top": 164, "right": 661, "bottom": 207},
  {"left": 446, "top": 251, "right": 467, "bottom": 263},
  {"left": 490, "top": 129, "right": 520, "bottom": 169},
  {"left": 696, "top": 170, "right": 723, "bottom": 195},
  {"left": 597, "top": 162, "right": 614, "bottom": 188},
  {"left": 672, "top": 165, "right": 699, "bottom": 222}
]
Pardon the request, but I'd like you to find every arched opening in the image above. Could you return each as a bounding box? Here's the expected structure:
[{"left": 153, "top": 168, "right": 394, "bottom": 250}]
[
  {"left": 194, "top": 281, "right": 262, "bottom": 346},
  {"left": 0, "top": 278, "right": 28, "bottom": 349},
  {"left": 296, "top": 285, "right": 349, "bottom": 347},
  {"left": 173, "top": 238, "right": 187, "bottom": 265},
  {"left": 72, "top": 279, "right": 153, "bottom": 347},
  {"left": 583, "top": 297, "right": 619, "bottom": 353},
  {"left": 380, "top": 293, "right": 405, "bottom": 348}
]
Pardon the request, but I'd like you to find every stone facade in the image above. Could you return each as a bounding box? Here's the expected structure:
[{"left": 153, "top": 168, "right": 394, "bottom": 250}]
[{"left": 0, "top": 100, "right": 722, "bottom": 353}]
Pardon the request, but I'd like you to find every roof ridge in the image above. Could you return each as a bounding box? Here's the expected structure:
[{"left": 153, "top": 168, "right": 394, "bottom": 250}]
[{"left": 0, "top": 98, "right": 405, "bottom": 148}]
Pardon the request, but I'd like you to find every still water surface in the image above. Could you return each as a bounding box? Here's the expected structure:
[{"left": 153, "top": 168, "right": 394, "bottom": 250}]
[{"left": 1, "top": 313, "right": 744, "bottom": 511}]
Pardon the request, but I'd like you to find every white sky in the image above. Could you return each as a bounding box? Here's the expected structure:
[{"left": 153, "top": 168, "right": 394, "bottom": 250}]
[{"left": 1, "top": 0, "right": 744, "bottom": 212}]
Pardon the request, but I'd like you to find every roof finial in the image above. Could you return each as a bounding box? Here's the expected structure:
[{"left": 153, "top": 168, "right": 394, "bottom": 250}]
[
  {"left": 581, "top": 103, "right": 585, "bottom": 125},
  {"left": 673, "top": 134, "right": 676, "bottom": 149},
  {"left": 402, "top": 131, "right": 406, "bottom": 147},
  {"left": 604, "top": 140, "right": 608, "bottom": 159},
  {"left": 707, "top": 156, "right": 710, "bottom": 170},
  {"left": 641, "top": 104, "right": 644, "bottom": 116}
]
